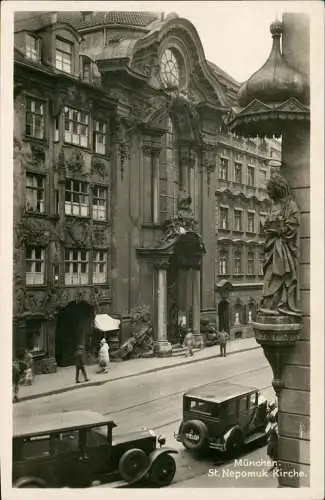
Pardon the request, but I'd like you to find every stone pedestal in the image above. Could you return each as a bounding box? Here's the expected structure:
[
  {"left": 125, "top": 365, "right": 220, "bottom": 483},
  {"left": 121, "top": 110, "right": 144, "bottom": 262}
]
[{"left": 252, "top": 314, "right": 302, "bottom": 397}]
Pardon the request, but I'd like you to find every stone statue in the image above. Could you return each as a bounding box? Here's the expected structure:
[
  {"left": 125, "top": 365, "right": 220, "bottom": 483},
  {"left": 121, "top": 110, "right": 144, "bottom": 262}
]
[{"left": 259, "top": 174, "right": 302, "bottom": 317}]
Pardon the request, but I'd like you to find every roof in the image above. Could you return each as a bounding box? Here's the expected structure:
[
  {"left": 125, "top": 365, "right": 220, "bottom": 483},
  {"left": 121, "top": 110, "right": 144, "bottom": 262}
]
[
  {"left": 13, "top": 411, "right": 116, "bottom": 438},
  {"left": 185, "top": 381, "right": 257, "bottom": 403},
  {"left": 14, "top": 11, "right": 161, "bottom": 32}
]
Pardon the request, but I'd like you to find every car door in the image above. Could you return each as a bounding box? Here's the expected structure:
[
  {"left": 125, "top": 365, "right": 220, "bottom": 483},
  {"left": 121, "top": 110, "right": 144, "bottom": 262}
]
[
  {"left": 242, "top": 393, "right": 259, "bottom": 434},
  {"left": 52, "top": 430, "right": 88, "bottom": 487},
  {"left": 82, "top": 425, "right": 113, "bottom": 482}
]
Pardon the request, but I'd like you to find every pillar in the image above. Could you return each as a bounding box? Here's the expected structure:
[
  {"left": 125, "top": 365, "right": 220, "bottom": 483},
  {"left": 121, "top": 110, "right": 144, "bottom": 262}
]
[
  {"left": 278, "top": 13, "right": 310, "bottom": 487},
  {"left": 192, "top": 268, "right": 202, "bottom": 347},
  {"left": 153, "top": 263, "right": 172, "bottom": 356}
]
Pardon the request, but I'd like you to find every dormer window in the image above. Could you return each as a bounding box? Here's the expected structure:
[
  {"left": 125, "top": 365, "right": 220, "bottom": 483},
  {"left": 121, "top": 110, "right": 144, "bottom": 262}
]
[
  {"left": 55, "top": 38, "right": 72, "bottom": 74},
  {"left": 25, "top": 34, "right": 40, "bottom": 62}
]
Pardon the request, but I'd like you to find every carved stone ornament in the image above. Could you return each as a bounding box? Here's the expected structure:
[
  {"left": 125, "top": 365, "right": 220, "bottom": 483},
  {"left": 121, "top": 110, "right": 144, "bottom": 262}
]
[
  {"left": 92, "top": 157, "right": 107, "bottom": 178},
  {"left": 51, "top": 85, "right": 89, "bottom": 117},
  {"left": 160, "top": 194, "right": 199, "bottom": 244},
  {"left": 16, "top": 218, "right": 54, "bottom": 247},
  {"left": 65, "top": 219, "right": 91, "bottom": 247},
  {"left": 66, "top": 149, "right": 86, "bottom": 176}
]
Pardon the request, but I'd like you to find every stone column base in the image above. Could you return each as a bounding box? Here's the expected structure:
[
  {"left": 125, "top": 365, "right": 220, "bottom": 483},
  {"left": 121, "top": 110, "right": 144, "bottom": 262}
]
[
  {"left": 193, "top": 333, "right": 204, "bottom": 349},
  {"left": 153, "top": 340, "right": 172, "bottom": 357}
]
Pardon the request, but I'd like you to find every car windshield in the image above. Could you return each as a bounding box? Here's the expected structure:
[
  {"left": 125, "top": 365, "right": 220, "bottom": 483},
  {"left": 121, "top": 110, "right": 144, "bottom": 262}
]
[{"left": 87, "top": 425, "right": 108, "bottom": 447}]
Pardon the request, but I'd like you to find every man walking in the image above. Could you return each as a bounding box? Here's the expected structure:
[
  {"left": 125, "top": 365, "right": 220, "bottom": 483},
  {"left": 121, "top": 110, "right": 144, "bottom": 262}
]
[
  {"left": 74, "top": 344, "right": 90, "bottom": 383},
  {"left": 218, "top": 329, "right": 229, "bottom": 357}
]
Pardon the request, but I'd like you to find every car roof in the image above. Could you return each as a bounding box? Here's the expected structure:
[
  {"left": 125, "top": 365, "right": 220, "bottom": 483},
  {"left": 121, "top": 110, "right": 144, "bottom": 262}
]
[
  {"left": 184, "top": 381, "right": 258, "bottom": 403},
  {"left": 13, "top": 411, "right": 116, "bottom": 439}
]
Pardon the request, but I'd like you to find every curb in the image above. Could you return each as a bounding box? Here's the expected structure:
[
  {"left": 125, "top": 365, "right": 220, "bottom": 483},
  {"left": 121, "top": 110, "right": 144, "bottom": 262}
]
[{"left": 18, "top": 343, "right": 260, "bottom": 403}]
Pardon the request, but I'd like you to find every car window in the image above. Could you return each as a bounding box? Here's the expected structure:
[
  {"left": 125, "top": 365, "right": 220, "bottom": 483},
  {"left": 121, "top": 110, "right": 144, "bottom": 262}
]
[
  {"left": 54, "top": 430, "right": 79, "bottom": 454},
  {"left": 22, "top": 435, "right": 51, "bottom": 459},
  {"left": 223, "top": 400, "right": 237, "bottom": 416},
  {"left": 87, "top": 425, "right": 108, "bottom": 447},
  {"left": 189, "top": 400, "right": 217, "bottom": 416},
  {"left": 239, "top": 396, "right": 247, "bottom": 413},
  {"left": 247, "top": 393, "right": 257, "bottom": 408}
]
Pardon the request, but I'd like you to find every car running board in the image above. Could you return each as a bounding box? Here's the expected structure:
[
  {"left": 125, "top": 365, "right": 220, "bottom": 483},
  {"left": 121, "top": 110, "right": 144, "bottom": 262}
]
[{"left": 244, "top": 431, "right": 267, "bottom": 444}]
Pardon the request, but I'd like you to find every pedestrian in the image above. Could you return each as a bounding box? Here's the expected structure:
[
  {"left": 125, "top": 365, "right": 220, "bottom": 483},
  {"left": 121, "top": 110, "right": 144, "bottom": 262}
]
[
  {"left": 218, "top": 329, "right": 229, "bottom": 357},
  {"left": 74, "top": 344, "right": 90, "bottom": 384},
  {"left": 183, "top": 329, "right": 194, "bottom": 357},
  {"left": 12, "top": 353, "right": 26, "bottom": 403},
  {"left": 267, "top": 413, "right": 279, "bottom": 471},
  {"left": 23, "top": 348, "right": 33, "bottom": 385},
  {"left": 97, "top": 338, "right": 110, "bottom": 374}
]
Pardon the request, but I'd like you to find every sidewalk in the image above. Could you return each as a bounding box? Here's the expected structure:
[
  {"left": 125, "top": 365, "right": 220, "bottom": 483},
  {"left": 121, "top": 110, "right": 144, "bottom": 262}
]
[{"left": 17, "top": 338, "right": 260, "bottom": 402}]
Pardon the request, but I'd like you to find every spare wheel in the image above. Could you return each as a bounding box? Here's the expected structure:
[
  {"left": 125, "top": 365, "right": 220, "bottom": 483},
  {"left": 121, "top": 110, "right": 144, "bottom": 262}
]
[
  {"left": 118, "top": 448, "right": 150, "bottom": 483},
  {"left": 181, "top": 420, "right": 209, "bottom": 451}
]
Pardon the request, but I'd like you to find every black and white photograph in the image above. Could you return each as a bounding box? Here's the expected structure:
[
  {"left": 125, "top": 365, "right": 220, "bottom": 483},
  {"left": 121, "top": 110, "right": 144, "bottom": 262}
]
[{"left": 0, "top": 1, "right": 324, "bottom": 498}]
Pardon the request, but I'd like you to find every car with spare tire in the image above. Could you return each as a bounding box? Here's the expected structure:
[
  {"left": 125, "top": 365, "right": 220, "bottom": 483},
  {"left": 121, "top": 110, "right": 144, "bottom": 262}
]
[
  {"left": 13, "top": 410, "right": 177, "bottom": 488},
  {"left": 175, "top": 381, "right": 269, "bottom": 457}
]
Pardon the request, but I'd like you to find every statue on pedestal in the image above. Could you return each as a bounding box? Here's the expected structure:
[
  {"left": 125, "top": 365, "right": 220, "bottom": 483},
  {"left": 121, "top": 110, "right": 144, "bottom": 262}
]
[{"left": 259, "top": 174, "right": 302, "bottom": 317}]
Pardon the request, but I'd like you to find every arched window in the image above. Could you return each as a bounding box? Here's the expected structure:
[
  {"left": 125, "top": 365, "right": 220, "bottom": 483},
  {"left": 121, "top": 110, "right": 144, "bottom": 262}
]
[{"left": 160, "top": 49, "right": 180, "bottom": 88}]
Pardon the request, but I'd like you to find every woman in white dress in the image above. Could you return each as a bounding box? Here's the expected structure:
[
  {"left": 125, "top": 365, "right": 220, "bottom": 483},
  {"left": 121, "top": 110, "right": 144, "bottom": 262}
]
[{"left": 98, "top": 338, "right": 110, "bottom": 374}]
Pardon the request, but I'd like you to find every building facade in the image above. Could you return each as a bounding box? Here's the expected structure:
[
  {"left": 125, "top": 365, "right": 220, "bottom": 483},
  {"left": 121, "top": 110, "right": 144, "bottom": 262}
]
[
  {"left": 214, "top": 134, "right": 281, "bottom": 338},
  {"left": 13, "top": 11, "right": 280, "bottom": 372}
]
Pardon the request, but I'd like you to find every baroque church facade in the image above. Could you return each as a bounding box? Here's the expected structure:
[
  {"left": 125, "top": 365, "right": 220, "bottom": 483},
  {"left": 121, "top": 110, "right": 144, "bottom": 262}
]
[{"left": 13, "top": 11, "right": 280, "bottom": 371}]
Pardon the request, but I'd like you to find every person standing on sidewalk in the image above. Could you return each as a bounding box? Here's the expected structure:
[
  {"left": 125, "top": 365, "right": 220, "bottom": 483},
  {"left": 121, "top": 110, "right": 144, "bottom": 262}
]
[
  {"left": 23, "top": 348, "right": 33, "bottom": 385},
  {"left": 97, "top": 338, "right": 110, "bottom": 374},
  {"left": 218, "top": 330, "right": 229, "bottom": 357},
  {"left": 74, "top": 344, "right": 90, "bottom": 384},
  {"left": 183, "top": 329, "right": 194, "bottom": 357}
]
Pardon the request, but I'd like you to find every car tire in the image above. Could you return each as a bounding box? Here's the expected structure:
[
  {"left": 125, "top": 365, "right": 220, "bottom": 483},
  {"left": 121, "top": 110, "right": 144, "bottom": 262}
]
[
  {"left": 180, "top": 420, "right": 209, "bottom": 452},
  {"left": 225, "top": 429, "right": 244, "bottom": 458},
  {"left": 118, "top": 448, "right": 150, "bottom": 483},
  {"left": 148, "top": 453, "right": 176, "bottom": 487}
]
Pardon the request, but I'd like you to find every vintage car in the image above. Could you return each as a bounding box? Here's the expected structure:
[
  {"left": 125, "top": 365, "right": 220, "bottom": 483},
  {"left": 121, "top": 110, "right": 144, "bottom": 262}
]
[
  {"left": 175, "top": 381, "right": 269, "bottom": 456},
  {"left": 13, "top": 410, "right": 177, "bottom": 488}
]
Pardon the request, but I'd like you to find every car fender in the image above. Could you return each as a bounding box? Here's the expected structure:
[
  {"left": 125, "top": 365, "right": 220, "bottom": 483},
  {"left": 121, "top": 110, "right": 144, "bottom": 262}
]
[
  {"left": 148, "top": 447, "right": 178, "bottom": 467},
  {"left": 223, "top": 426, "right": 241, "bottom": 445},
  {"left": 14, "top": 476, "right": 46, "bottom": 488}
]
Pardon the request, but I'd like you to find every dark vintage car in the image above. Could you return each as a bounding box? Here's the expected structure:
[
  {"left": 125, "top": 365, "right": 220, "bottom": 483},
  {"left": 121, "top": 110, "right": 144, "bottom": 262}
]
[
  {"left": 175, "top": 382, "right": 269, "bottom": 456},
  {"left": 13, "top": 410, "right": 177, "bottom": 488}
]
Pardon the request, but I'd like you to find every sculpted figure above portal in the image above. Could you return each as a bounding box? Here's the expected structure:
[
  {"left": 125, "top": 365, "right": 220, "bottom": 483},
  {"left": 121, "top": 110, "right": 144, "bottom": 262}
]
[{"left": 259, "top": 174, "right": 302, "bottom": 318}]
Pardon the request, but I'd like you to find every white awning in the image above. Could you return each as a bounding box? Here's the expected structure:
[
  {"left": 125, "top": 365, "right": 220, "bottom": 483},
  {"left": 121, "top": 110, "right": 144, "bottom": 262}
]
[{"left": 95, "top": 314, "right": 120, "bottom": 332}]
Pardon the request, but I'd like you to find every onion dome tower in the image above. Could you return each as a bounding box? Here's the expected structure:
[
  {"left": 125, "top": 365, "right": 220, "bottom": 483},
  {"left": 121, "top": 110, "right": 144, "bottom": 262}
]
[{"left": 226, "top": 20, "right": 309, "bottom": 137}]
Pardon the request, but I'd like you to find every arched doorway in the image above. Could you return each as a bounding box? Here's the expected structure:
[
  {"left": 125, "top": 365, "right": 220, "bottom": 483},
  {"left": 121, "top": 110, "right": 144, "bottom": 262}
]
[
  {"left": 55, "top": 301, "right": 94, "bottom": 367},
  {"left": 218, "top": 299, "right": 230, "bottom": 332}
]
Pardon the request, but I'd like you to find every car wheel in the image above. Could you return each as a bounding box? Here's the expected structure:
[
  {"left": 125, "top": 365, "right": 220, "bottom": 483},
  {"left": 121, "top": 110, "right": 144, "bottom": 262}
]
[
  {"left": 118, "top": 448, "right": 150, "bottom": 483},
  {"left": 226, "top": 429, "right": 244, "bottom": 458},
  {"left": 148, "top": 454, "right": 176, "bottom": 487},
  {"left": 180, "top": 420, "right": 209, "bottom": 452}
]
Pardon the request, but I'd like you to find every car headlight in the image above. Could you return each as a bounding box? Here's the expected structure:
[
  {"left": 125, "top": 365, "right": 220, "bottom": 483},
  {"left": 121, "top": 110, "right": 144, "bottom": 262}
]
[{"left": 158, "top": 435, "right": 166, "bottom": 446}]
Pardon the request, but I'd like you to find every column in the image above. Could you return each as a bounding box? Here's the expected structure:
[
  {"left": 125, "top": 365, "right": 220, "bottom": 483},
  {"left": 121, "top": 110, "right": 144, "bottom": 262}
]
[
  {"left": 152, "top": 150, "right": 160, "bottom": 224},
  {"left": 153, "top": 263, "right": 172, "bottom": 356},
  {"left": 192, "top": 267, "right": 203, "bottom": 347},
  {"left": 277, "top": 13, "right": 310, "bottom": 487}
]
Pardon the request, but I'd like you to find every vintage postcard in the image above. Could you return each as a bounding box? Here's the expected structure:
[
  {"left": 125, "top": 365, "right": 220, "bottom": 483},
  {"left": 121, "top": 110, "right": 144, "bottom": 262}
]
[{"left": 0, "top": 1, "right": 324, "bottom": 499}]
